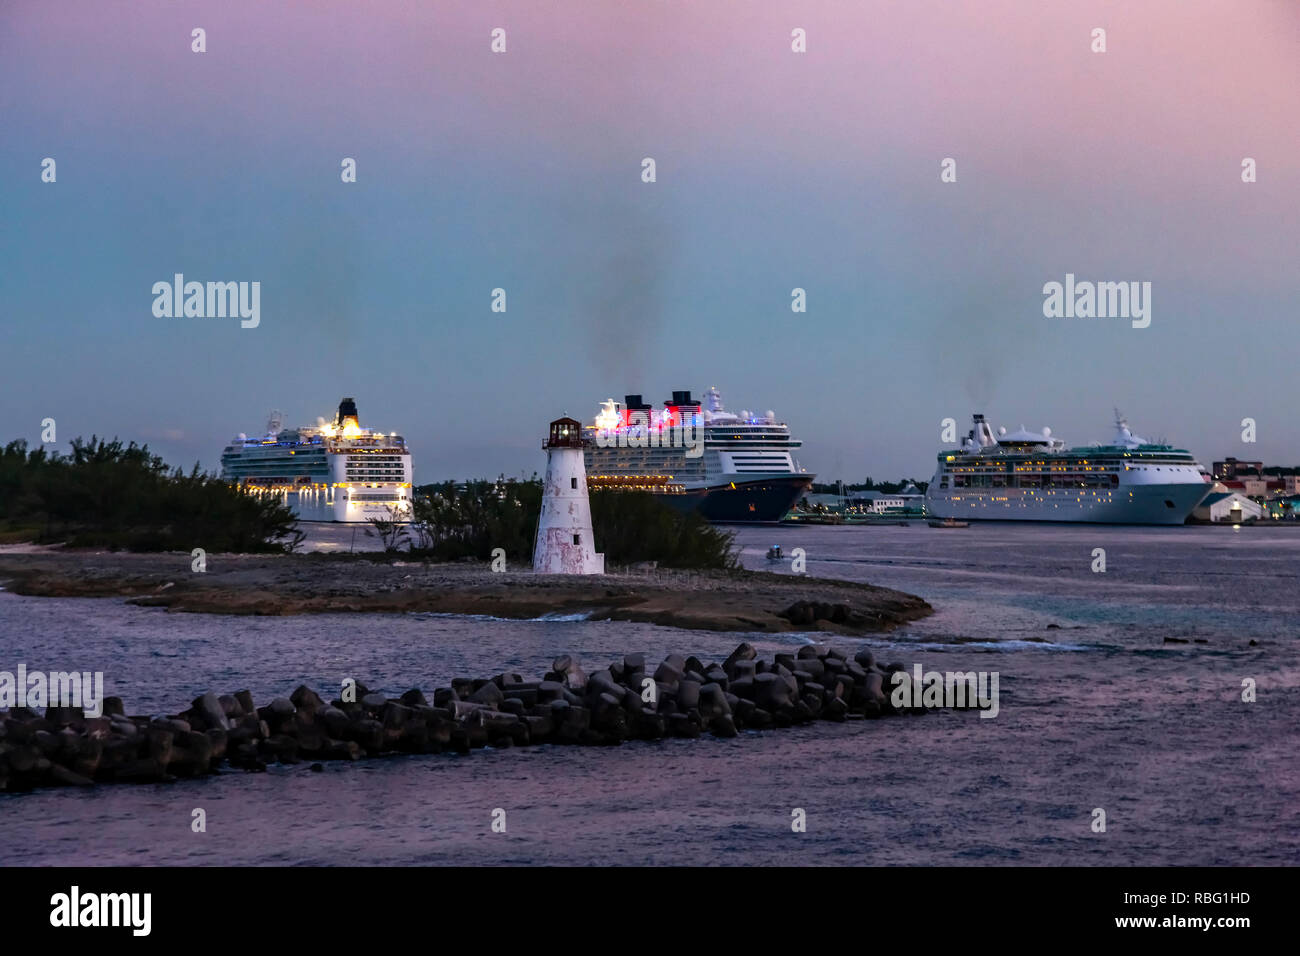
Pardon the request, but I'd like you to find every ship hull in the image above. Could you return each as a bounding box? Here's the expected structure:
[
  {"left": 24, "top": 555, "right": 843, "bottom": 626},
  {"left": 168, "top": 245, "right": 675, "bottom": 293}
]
[
  {"left": 924, "top": 482, "right": 1210, "bottom": 525},
  {"left": 665, "top": 474, "right": 814, "bottom": 524},
  {"left": 234, "top": 485, "right": 411, "bottom": 523}
]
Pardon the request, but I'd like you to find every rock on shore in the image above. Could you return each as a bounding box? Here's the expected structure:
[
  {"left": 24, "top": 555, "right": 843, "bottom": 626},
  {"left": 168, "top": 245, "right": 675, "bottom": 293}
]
[{"left": 0, "top": 643, "right": 928, "bottom": 793}]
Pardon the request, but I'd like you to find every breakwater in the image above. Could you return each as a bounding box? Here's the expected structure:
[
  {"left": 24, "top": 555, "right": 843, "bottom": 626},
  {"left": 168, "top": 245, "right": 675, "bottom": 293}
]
[{"left": 0, "top": 642, "right": 925, "bottom": 792}]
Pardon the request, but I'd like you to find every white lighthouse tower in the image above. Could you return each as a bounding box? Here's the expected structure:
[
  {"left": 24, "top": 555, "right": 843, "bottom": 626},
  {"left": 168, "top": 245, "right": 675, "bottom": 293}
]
[{"left": 533, "top": 417, "right": 604, "bottom": 575}]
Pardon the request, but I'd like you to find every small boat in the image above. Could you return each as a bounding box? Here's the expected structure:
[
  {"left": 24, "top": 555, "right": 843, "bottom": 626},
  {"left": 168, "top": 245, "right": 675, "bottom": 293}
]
[
  {"left": 928, "top": 518, "right": 969, "bottom": 529},
  {"left": 766, "top": 545, "right": 783, "bottom": 560}
]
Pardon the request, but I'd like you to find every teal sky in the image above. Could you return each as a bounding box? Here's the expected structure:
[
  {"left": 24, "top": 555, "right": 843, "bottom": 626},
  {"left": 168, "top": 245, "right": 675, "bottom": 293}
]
[{"left": 2, "top": 0, "right": 1297, "bottom": 482}]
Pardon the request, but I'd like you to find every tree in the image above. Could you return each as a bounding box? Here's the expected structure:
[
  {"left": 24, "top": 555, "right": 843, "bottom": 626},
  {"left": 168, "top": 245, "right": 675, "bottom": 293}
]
[
  {"left": 365, "top": 504, "right": 412, "bottom": 553},
  {"left": 0, "top": 435, "right": 300, "bottom": 552}
]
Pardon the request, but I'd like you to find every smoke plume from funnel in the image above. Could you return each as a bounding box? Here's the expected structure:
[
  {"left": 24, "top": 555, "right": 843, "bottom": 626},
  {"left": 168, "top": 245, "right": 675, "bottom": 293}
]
[{"left": 568, "top": 197, "right": 670, "bottom": 386}]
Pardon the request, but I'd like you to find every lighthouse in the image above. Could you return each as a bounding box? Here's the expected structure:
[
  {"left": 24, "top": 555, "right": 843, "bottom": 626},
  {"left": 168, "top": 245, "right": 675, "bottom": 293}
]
[{"left": 533, "top": 417, "right": 604, "bottom": 575}]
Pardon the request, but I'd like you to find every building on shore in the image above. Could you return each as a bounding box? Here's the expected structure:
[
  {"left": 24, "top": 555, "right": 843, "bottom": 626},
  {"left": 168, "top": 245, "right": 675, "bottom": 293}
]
[
  {"left": 1212, "top": 460, "right": 1300, "bottom": 498},
  {"left": 1222, "top": 477, "right": 1275, "bottom": 497},
  {"left": 802, "top": 492, "right": 849, "bottom": 512},
  {"left": 1212, "top": 458, "right": 1264, "bottom": 481},
  {"left": 799, "top": 487, "right": 925, "bottom": 516},
  {"left": 1192, "top": 491, "right": 1264, "bottom": 523},
  {"left": 855, "top": 488, "right": 925, "bottom": 514}
]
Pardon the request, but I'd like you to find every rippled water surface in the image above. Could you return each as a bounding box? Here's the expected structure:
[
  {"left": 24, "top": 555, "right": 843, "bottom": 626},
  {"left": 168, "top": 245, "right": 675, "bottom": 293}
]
[{"left": 2, "top": 524, "right": 1297, "bottom": 865}]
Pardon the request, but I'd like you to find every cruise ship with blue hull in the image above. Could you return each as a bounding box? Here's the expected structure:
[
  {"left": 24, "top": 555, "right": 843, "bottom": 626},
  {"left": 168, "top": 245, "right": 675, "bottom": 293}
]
[
  {"left": 583, "top": 387, "right": 813, "bottom": 523},
  {"left": 925, "top": 413, "right": 1210, "bottom": 525}
]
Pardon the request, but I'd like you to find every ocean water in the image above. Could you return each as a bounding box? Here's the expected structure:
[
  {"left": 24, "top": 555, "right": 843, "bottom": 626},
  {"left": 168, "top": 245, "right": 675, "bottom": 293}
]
[{"left": 1, "top": 524, "right": 1296, "bottom": 866}]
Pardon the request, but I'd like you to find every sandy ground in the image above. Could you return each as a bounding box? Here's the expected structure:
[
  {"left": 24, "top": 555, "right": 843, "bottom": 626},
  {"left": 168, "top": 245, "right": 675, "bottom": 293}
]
[{"left": 0, "top": 549, "right": 931, "bottom": 634}]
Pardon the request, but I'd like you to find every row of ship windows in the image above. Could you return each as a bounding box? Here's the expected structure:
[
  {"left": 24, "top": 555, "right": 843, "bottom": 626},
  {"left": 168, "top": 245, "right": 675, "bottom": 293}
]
[
  {"left": 233, "top": 469, "right": 405, "bottom": 478},
  {"left": 587, "top": 458, "right": 706, "bottom": 468},
  {"left": 226, "top": 460, "right": 326, "bottom": 467},
  {"left": 944, "top": 474, "right": 1121, "bottom": 489},
  {"left": 236, "top": 477, "right": 402, "bottom": 486},
  {"left": 228, "top": 469, "right": 328, "bottom": 477},
  {"left": 953, "top": 467, "right": 1125, "bottom": 474},
  {"left": 950, "top": 464, "right": 1193, "bottom": 477},
  {"left": 948, "top": 498, "right": 1131, "bottom": 505},
  {"left": 588, "top": 450, "right": 700, "bottom": 458},
  {"left": 710, "top": 444, "right": 799, "bottom": 449},
  {"left": 227, "top": 450, "right": 406, "bottom": 458},
  {"left": 951, "top": 460, "right": 1190, "bottom": 470}
]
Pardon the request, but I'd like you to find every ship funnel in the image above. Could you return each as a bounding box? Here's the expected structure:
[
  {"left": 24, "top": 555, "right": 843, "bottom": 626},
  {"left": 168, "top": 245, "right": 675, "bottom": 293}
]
[
  {"left": 972, "top": 413, "right": 997, "bottom": 448},
  {"left": 336, "top": 397, "right": 359, "bottom": 427},
  {"left": 1112, "top": 409, "right": 1145, "bottom": 447}
]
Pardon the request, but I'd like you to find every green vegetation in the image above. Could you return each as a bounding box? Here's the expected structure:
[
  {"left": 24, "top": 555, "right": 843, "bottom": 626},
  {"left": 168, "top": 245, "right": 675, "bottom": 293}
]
[
  {"left": 364, "top": 506, "right": 412, "bottom": 553},
  {"left": 0, "top": 438, "right": 300, "bottom": 552},
  {"left": 409, "top": 479, "right": 736, "bottom": 569},
  {"left": 588, "top": 490, "right": 737, "bottom": 569},
  {"left": 811, "top": 477, "right": 928, "bottom": 494},
  {"left": 409, "top": 478, "right": 541, "bottom": 560}
]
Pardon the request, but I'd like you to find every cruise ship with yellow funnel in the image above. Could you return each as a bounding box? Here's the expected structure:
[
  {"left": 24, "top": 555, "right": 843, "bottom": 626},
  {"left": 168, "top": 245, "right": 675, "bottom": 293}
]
[{"left": 219, "top": 398, "right": 413, "bottom": 522}]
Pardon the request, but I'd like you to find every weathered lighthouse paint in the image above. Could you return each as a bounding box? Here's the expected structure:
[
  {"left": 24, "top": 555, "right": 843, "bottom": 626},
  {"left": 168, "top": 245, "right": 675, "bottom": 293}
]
[{"left": 534, "top": 417, "right": 605, "bottom": 575}]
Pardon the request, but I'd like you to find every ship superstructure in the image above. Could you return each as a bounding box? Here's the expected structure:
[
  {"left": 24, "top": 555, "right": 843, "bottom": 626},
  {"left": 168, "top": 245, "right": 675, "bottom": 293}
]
[
  {"left": 219, "top": 397, "right": 413, "bottom": 523},
  {"left": 582, "top": 386, "right": 813, "bottom": 522},
  {"left": 925, "top": 412, "right": 1209, "bottom": 524}
]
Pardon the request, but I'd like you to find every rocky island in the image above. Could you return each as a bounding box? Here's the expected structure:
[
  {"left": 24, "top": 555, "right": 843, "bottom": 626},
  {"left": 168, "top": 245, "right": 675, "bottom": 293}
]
[{"left": 0, "top": 549, "right": 931, "bottom": 635}]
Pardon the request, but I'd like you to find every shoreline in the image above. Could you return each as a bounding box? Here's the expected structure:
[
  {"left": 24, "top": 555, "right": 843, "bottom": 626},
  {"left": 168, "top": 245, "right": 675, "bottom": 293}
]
[{"left": 0, "top": 549, "right": 932, "bottom": 634}]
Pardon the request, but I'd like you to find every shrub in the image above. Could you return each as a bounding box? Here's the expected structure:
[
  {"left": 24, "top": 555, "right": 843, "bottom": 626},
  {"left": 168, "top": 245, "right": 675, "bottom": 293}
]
[
  {"left": 0, "top": 437, "right": 300, "bottom": 553},
  {"left": 407, "top": 478, "right": 735, "bottom": 569}
]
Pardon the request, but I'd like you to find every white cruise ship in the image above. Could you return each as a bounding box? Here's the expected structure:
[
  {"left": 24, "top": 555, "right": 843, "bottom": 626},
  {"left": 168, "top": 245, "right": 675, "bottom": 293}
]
[
  {"left": 220, "top": 398, "right": 413, "bottom": 522},
  {"left": 582, "top": 386, "right": 813, "bottom": 523},
  {"left": 925, "top": 412, "right": 1210, "bottom": 525}
]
